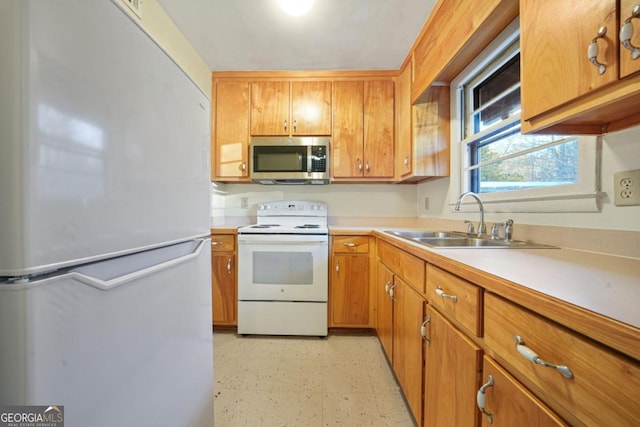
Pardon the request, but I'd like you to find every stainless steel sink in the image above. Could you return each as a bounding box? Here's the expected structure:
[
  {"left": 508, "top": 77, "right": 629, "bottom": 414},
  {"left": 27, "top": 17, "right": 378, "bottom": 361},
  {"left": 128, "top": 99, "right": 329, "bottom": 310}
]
[
  {"left": 384, "top": 230, "right": 467, "bottom": 239},
  {"left": 384, "top": 230, "right": 557, "bottom": 249}
]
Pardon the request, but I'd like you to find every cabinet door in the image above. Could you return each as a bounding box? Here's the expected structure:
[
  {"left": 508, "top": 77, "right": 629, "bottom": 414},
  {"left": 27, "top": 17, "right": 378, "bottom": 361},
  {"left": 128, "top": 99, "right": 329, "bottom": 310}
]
[
  {"left": 395, "top": 62, "right": 412, "bottom": 179},
  {"left": 376, "top": 262, "right": 394, "bottom": 362},
  {"left": 214, "top": 81, "right": 250, "bottom": 179},
  {"left": 620, "top": 0, "right": 640, "bottom": 78},
  {"left": 212, "top": 253, "right": 236, "bottom": 325},
  {"left": 330, "top": 254, "right": 369, "bottom": 326},
  {"left": 478, "top": 356, "right": 568, "bottom": 427},
  {"left": 363, "top": 80, "right": 394, "bottom": 178},
  {"left": 393, "top": 278, "right": 425, "bottom": 425},
  {"left": 291, "top": 81, "right": 332, "bottom": 135},
  {"left": 251, "top": 81, "right": 290, "bottom": 135},
  {"left": 332, "top": 81, "right": 364, "bottom": 178},
  {"left": 520, "top": 0, "right": 618, "bottom": 120},
  {"left": 424, "top": 307, "right": 482, "bottom": 427}
]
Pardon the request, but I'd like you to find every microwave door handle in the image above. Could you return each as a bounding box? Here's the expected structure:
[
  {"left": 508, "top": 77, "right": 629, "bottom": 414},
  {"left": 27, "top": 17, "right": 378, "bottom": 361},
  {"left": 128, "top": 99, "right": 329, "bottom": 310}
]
[{"left": 307, "top": 146, "right": 312, "bottom": 173}]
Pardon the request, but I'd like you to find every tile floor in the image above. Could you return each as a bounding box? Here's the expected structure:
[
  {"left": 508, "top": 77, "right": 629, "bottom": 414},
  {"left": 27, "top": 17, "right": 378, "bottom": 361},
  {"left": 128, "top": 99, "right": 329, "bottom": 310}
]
[{"left": 213, "top": 329, "right": 417, "bottom": 426}]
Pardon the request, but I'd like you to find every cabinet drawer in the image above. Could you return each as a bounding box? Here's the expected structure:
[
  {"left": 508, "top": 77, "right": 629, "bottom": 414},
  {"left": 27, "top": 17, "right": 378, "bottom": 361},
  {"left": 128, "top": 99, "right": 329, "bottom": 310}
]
[
  {"left": 378, "top": 241, "right": 425, "bottom": 293},
  {"left": 485, "top": 292, "right": 640, "bottom": 427},
  {"left": 210, "top": 234, "right": 235, "bottom": 252},
  {"left": 332, "top": 236, "right": 369, "bottom": 254},
  {"left": 426, "top": 264, "right": 482, "bottom": 337}
]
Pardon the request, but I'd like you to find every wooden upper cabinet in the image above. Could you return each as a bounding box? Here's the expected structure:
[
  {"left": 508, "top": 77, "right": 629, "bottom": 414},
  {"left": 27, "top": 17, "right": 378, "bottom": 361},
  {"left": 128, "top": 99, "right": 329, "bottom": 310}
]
[
  {"left": 291, "top": 81, "right": 332, "bottom": 135},
  {"left": 395, "top": 61, "right": 412, "bottom": 180},
  {"left": 213, "top": 80, "right": 250, "bottom": 180},
  {"left": 251, "top": 81, "right": 290, "bottom": 136},
  {"left": 520, "top": 0, "right": 618, "bottom": 121},
  {"left": 250, "top": 80, "right": 331, "bottom": 136},
  {"left": 332, "top": 81, "right": 364, "bottom": 178},
  {"left": 332, "top": 79, "right": 394, "bottom": 180},
  {"left": 364, "top": 80, "right": 394, "bottom": 178},
  {"left": 520, "top": 0, "right": 640, "bottom": 134},
  {"left": 620, "top": 0, "right": 640, "bottom": 79}
]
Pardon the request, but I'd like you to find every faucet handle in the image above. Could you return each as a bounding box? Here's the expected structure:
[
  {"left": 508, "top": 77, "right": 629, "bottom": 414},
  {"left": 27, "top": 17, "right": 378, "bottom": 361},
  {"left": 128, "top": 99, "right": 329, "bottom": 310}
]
[
  {"left": 463, "top": 220, "right": 475, "bottom": 234},
  {"left": 490, "top": 222, "right": 505, "bottom": 240},
  {"left": 504, "top": 219, "right": 514, "bottom": 241}
]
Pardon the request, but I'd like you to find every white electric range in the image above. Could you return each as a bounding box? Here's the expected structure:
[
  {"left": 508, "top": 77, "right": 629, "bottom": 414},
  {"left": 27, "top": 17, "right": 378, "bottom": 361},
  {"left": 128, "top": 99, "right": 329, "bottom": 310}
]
[{"left": 237, "top": 201, "right": 328, "bottom": 336}]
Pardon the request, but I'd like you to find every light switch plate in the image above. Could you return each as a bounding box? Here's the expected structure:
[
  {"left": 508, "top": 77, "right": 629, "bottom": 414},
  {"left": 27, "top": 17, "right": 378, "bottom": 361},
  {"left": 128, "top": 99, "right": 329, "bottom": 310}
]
[{"left": 613, "top": 169, "right": 640, "bottom": 206}]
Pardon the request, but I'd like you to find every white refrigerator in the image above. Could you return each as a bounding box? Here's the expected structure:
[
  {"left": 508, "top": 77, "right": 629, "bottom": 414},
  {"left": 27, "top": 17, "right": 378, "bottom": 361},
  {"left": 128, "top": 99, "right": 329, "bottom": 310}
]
[{"left": 0, "top": 1, "right": 214, "bottom": 426}]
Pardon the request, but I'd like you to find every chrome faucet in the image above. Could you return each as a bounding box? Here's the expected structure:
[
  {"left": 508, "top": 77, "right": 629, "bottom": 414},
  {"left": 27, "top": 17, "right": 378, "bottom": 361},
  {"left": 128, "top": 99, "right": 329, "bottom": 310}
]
[{"left": 455, "top": 192, "right": 486, "bottom": 236}]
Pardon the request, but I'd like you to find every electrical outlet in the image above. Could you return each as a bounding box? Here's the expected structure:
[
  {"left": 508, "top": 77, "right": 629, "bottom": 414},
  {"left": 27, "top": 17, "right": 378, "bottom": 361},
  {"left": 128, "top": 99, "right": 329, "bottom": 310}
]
[
  {"left": 240, "top": 197, "right": 249, "bottom": 209},
  {"left": 613, "top": 169, "right": 640, "bottom": 206}
]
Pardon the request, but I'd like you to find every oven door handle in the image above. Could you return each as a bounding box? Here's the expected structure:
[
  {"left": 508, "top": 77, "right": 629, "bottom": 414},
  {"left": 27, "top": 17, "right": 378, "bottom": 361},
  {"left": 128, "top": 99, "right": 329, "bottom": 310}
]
[{"left": 238, "top": 240, "right": 328, "bottom": 245}]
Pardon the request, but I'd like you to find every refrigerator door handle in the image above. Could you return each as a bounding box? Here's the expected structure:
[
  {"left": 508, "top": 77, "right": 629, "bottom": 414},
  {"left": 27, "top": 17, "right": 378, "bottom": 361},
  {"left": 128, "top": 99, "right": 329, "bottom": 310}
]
[{"left": 68, "top": 239, "right": 209, "bottom": 291}]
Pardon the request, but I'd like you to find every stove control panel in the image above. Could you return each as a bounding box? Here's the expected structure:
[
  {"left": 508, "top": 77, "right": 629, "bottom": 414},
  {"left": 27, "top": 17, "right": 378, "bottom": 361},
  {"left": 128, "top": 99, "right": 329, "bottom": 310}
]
[{"left": 257, "top": 200, "right": 327, "bottom": 215}]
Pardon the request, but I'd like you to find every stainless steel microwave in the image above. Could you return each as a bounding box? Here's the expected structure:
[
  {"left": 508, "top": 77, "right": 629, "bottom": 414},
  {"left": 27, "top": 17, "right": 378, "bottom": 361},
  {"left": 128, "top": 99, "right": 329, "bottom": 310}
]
[{"left": 250, "top": 137, "right": 330, "bottom": 184}]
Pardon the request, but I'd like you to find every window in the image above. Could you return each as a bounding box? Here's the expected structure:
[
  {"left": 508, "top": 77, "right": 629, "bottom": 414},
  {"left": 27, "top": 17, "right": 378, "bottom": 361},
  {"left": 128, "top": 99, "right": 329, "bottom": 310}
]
[{"left": 454, "top": 21, "right": 600, "bottom": 213}]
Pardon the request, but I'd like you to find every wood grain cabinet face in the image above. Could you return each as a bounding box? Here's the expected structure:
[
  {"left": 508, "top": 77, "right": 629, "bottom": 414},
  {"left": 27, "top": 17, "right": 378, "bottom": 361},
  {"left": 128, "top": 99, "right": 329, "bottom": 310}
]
[
  {"left": 424, "top": 306, "right": 482, "bottom": 427},
  {"left": 426, "top": 264, "right": 482, "bottom": 337},
  {"left": 329, "top": 236, "right": 370, "bottom": 327},
  {"left": 251, "top": 80, "right": 331, "bottom": 136},
  {"left": 211, "top": 234, "right": 237, "bottom": 326},
  {"left": 520, "top": 0, "right": 640, "bottom": 133},
  {"left": 484, "top": 292, "right": 640, "bottom": 427},
  {"left": 392, "top": 278, "right": 426, "bottom": 425},
  {"left": 479, "top": 356, "right": 568, "bottom": 427},
  {"left": 332, "top": 80, "right": 394, "bottom": 180},
  {"left": 620, "top": 0, "right": 640, "bottom": 79},
  {"left": 520, "top": 0, "right": 618, "bottom": 121},
  {"left": 213, "top": 81, "right": 250, "bottom": 180}
]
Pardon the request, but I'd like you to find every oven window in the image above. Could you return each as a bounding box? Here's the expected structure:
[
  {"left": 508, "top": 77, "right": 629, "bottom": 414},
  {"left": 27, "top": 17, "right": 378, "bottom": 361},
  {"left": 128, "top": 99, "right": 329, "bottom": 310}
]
[
  {"left": 252, "top": 252, "right": 313, "bottom": 285},
  {"left": 253, "top": 146, "right": 306, "bottom": 172}
]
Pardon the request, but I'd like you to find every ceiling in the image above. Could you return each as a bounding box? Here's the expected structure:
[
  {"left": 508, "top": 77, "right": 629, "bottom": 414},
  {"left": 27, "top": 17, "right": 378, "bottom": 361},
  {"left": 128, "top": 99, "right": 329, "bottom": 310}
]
[{"left": 156, "top": 0, "right": 437, "bottom": 71}]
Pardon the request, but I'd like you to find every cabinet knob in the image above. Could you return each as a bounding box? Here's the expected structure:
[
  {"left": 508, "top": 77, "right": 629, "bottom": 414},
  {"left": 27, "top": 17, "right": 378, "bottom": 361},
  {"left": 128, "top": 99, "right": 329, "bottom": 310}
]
[
  {"left": 240, "top": 162, "right": 247, "bottom": 172},
  {"left": 403, "top": 155, "right": 409, "bottom": 169},
  {"left": 293, "top": 119, "right": 297, "bottom": 133},
  {"left": 284, "top": 119, "right": 288, "bottom": 132},
  {"left": 620, "top": 4, "right": 640, "bottom": 60},
  {"left": 513, "top": 335, "right": 574, "bottom": 379},
  {"left": 476, "top": 375, "right": 494, "bottom": 424},
  {"left": 365, "top": 161, "right": 370, "bottom": 174},
  {"left": 588, "top": 26, "right": 608, "bottom": 75},
  {"left": 357, "top": 160, "right": 363, "bottom": 174}
]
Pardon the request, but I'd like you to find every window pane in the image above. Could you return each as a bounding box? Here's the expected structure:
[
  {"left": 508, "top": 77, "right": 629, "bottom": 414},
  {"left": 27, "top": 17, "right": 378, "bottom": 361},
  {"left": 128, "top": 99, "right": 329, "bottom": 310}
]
[
  {"left": 472, "top": 55, "right": 520, "bottom": 132},
  {"left": 474, "top": 139, "right": 578, "bottom": 193}
]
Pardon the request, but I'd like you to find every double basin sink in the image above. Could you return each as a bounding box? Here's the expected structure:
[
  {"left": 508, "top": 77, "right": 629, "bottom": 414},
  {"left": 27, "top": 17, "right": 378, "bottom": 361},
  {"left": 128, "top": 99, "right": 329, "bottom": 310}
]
[{"left": 384, "top": 230, "right": 557, "bottom": 249}]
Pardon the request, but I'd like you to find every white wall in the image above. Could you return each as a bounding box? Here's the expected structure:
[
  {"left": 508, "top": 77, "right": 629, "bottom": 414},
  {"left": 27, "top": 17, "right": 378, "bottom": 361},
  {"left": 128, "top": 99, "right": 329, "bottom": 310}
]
[
  {"left": 417, "top": 125, "right": 640, "bottom": 231},
  {"left": 212, "top": 183, "right": 418, "bottom": 223}
]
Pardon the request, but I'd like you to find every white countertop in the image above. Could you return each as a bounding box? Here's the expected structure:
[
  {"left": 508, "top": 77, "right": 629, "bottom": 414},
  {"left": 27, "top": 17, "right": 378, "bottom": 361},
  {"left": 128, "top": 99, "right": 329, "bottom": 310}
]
[{"left": 426, "top": 246, "right": 640, "bottom": 329}]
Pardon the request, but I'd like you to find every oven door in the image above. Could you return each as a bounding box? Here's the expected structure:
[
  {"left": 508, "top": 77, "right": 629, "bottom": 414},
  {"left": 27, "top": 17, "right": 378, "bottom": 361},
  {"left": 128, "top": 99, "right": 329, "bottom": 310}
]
[{"left": 237, "top": 233, "right": 328, "bottom": 302}]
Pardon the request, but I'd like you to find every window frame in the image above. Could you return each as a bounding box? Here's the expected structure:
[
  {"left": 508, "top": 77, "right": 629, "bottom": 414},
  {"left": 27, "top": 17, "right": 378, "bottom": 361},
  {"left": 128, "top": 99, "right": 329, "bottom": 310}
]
[{"left": 451, "top": 19, "right": 601, "bottom": 213}]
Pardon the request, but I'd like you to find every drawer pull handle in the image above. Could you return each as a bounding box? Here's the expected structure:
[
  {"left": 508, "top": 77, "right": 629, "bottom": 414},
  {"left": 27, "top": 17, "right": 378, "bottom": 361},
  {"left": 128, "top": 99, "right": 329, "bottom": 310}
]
[
  {"left": 620, "top": 4, "right": 640, "bottom": 60},
  {"left": 389, "top": 282, "right": 397, "bottom": 301},
  {"left": 514, "top": 336, "right": 574, "bottom": 379},
  {"left": 435, "top": 285, "right": 458, "bottom": 302},
  {"left": 335, "top": 260, "right": 340, "bottom": 275},
  {"left": 476, "top": 375, "right": 494, "bottom": 424},
  {"left": 421, "top": 315, "right": 431, "bottom": 346},
  {"left": 384, "top": 279, "right": 392, "bottom": 294},
  {"left": 226, "top": 258, "right": 232, "bottom": 274},
  {"left": 588, "top": 26, "right": 608, "bottom": 75},
  {"left": 211, "top": 241, "right": 224, "bottom": 246},
  {"left": 343, "top": 242, "right": 358, "bottom": 247}
]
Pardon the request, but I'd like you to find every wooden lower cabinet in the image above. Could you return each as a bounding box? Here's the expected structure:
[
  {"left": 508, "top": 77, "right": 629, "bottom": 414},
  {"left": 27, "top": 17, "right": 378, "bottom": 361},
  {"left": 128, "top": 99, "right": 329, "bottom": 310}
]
[
  {"left": 211, "top": 234, "right": 236, "bottom": 326},
  {"left": 424, "top": 307, "right": 482, "bottom": 427},
  {"left": 376, "top": 262, "right": 394, "bottom": 361},
  {"left": 478, "top": 356, "right": 568, "bottom": 426},
  {"left": 329, "top": 235, "right": 371, "bottom": 327},
  {"left": 393, "top": 278, "right": 426, "bottom": 424}
]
